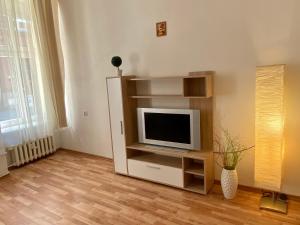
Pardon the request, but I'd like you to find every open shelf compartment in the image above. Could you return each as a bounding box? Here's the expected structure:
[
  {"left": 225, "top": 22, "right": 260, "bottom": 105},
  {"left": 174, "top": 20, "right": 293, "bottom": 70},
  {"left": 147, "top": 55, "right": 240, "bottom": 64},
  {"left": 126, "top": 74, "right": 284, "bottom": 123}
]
[
  {"left": 126, "top": 143, "right": 212, "bottom": 159},
  {"left": 184, "top": 174, "right": 205, "bottom": 193},
  {"left": 183, "top": 75, "right": 212, "bottom": 98},
  {"left": 127, "top": 150, "right": 182, "bottom": 169},
  {"left": 183, "top": 158, "right": 204, "bottom": 176},
  {"left": 125, "top": 73, "right": 213, "bottom": 99}
]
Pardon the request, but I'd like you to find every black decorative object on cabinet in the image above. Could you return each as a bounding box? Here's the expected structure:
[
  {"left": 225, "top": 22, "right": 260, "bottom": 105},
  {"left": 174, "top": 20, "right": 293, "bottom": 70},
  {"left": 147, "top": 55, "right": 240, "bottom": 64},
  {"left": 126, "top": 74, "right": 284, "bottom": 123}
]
[{"left": 111, "top": 56, "right": 122, "bottom": 76}]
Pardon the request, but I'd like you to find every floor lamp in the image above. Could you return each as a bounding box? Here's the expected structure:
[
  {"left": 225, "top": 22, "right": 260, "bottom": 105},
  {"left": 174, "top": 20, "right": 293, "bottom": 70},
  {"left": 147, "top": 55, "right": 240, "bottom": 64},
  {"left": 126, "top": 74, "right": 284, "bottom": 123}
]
[{"left": 255, "top": 64, "right": 287, "bottom": 214}]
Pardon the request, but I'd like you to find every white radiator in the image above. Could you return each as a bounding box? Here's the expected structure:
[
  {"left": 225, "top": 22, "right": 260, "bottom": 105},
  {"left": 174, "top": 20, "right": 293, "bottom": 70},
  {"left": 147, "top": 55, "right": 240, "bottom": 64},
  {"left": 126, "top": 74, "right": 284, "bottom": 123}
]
[{"left": 6, "top": 136, "right": 56, "bottom": 167}]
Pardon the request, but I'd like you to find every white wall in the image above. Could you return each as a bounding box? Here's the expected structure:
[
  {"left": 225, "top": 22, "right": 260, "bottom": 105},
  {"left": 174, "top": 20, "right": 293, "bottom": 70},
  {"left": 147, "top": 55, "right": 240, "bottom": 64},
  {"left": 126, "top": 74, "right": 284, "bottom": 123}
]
[{"left": 58, "top": 0, "right": 300, "bottom": 196}]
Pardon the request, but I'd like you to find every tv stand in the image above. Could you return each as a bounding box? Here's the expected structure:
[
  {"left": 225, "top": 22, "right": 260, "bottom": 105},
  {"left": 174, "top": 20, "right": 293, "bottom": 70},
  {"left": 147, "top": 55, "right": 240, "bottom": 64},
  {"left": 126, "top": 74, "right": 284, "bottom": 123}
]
[
  {"left": 127, "top": 143, "right": 214, "bottom": 194},
  {"left": 106, "top": 71, "right": 214, "bottom": 194}
]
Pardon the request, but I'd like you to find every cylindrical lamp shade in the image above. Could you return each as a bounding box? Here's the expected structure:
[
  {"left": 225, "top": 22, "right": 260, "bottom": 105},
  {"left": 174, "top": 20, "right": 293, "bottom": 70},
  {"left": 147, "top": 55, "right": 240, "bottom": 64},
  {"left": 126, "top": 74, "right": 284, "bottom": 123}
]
[{"left": 255, "top": 65, "right": 285, "bottom": 191}]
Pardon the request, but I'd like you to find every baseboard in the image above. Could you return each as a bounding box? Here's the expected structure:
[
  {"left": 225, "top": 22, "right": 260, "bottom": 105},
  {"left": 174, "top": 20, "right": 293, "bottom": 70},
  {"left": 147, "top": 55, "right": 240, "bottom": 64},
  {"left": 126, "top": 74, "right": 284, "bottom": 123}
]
[
  {"left": 214, "top": 179, "right": 261, "bottom": 193},
  {"left": 214, "top": 180, "right": 300, "bottom": 201}
]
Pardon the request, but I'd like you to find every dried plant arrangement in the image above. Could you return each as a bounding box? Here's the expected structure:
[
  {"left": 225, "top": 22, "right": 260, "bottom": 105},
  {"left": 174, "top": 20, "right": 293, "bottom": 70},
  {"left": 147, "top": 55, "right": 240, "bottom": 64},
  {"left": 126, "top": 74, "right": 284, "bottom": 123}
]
[{"left": 214, "top": 129, "right": 254, "bottom": 170}]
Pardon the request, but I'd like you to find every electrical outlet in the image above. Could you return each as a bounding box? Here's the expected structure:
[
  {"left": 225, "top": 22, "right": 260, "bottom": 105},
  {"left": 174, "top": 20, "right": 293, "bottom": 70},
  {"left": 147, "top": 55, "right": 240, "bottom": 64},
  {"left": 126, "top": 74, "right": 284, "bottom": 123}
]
[{"left": 83, "top": 111, "right": 88, "bottom": 117}]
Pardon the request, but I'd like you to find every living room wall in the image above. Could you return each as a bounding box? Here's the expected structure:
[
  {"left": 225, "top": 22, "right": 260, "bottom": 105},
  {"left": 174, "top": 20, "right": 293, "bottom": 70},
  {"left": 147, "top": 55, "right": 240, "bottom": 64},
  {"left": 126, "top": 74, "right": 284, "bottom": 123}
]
[{"left": 58, "top": 0, "right": 300, "bottom": 196}]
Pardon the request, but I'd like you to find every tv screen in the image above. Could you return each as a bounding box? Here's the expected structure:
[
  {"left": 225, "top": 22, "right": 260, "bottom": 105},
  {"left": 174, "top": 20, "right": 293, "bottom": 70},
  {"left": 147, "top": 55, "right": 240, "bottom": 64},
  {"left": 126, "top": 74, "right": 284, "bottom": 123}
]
[{"left": 144, "top": 112, "right": 191, "bottom": 144}]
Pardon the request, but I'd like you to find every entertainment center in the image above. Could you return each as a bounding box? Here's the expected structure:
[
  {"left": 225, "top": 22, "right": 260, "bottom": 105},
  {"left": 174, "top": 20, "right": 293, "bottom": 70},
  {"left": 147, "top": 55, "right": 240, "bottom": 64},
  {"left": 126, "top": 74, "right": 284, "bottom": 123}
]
[{"left": 106, "top": 71, "right": 214, "bottom": 194}]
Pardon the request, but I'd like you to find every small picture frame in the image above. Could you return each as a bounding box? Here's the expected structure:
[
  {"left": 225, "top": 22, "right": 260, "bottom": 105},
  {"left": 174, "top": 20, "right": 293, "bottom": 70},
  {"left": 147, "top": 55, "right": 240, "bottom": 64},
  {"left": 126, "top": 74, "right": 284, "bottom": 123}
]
[{"left": 156, "top": 21, "right": 167, "bottom": 37}]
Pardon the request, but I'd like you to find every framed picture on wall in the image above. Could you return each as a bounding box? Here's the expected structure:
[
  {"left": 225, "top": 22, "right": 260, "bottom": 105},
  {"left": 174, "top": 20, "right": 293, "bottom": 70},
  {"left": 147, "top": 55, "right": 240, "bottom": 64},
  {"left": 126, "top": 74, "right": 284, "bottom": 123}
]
[{"left": 156, "top": 21, "right": 167, "bottom": 37}]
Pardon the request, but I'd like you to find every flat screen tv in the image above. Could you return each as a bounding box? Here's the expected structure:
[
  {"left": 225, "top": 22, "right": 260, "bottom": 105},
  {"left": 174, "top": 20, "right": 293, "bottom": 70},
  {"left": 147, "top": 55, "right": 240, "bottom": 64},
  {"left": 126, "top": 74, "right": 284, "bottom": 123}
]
[{"left": 137, "top": 108, "right": 200, "bottom": 150}]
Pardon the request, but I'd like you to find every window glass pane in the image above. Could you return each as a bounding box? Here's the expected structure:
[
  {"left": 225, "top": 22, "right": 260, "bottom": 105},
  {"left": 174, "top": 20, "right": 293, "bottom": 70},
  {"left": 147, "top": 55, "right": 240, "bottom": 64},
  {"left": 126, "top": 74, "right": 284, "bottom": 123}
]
[
  {"left": 21, "top": 58, "right": 36, "bottom": 116},
  {"left": 0, "top": 57, "right": 17, "bottom": 122},
  {"left": 17, "top": 19, "right": 29, "bottom": 48},
  {"left": 0, "top": 15, "right": 9, "bottom": 57}
]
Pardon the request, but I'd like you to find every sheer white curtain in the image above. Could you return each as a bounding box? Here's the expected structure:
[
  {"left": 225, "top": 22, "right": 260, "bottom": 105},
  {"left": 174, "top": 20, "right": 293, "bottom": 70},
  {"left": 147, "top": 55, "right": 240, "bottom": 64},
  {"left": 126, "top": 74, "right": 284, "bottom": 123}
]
[{"left": 0, "top": 0, "right": 57, "bottom": 146}]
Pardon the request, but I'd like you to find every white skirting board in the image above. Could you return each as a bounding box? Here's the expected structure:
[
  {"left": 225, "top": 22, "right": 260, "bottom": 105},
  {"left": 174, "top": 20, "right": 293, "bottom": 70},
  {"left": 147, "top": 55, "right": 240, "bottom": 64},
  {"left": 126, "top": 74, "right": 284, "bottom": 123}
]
[{"left": 0, "top": 153, "right": 9, "bottom": 177}]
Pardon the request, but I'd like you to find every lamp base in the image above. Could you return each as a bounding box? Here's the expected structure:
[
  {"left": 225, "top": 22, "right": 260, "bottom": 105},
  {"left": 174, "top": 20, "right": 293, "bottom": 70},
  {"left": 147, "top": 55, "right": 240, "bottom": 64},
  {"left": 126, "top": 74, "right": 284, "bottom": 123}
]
[
  {"left": 259, "top": 192, "right": 288, "bottom": 214},
  {"left": 117, "top": 69, "right": 123, "bottom": 76}
]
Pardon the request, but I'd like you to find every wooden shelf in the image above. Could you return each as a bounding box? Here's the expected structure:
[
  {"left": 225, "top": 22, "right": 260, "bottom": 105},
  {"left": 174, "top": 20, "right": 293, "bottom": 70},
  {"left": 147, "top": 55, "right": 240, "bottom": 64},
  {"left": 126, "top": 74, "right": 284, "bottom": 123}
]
[
  {"left": 126, "top": 72, "right": 213, "bottom": 98},
  {"left": 130, "top": 95, "right": 210, "bottom": 99},
  {"left": 130, "top": 95, "right": 183, "bottom": 99},
  {"left": 128, "top": 153, "right": 182, "bottom": 169},
  {"left": 127, "top": 72, "right": 214, "bottom": 81},
  {"left": 128, "top": 76, "right": 183, "bottom": 81},
  {"left": 126, "top": 143, "right": 212, "bottom": 160},
  {"left": 128, "top": 71, "right": 215, "bottom": 81},
  {"left": 185, "top": 164, "right": 204, "bottom": 176},
  {"left": 184, "top": 182, "right": 205, "bottom": 194}
]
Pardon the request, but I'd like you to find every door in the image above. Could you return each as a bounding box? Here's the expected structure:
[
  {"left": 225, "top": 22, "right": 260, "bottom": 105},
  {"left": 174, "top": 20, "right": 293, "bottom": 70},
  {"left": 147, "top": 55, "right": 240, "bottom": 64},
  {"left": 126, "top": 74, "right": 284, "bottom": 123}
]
[{"left": 106, "top": 77, "right": 127, "bottom": 174}]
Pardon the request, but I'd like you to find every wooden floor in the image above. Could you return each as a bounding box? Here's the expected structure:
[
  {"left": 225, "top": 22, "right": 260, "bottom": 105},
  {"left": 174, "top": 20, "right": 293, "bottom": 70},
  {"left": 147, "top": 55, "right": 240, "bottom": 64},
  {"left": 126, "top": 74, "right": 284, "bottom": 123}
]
[{"left": 0, "top": 150, "right": 299, "bottom": 225}]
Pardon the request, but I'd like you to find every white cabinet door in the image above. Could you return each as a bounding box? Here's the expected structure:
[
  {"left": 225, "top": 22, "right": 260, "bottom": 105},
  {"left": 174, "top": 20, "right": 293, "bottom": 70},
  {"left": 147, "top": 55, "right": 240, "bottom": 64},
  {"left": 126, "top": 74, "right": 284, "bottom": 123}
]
[{"left": 106, "top": 77, "right": 127, "bottom": 174}]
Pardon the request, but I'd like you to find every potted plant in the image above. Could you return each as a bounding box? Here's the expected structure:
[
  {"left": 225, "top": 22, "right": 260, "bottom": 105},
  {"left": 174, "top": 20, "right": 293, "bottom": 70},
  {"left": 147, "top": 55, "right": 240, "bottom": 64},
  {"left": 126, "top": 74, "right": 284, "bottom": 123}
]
[{"left": 214, "top": 129, "right": 254, "bottom": 199}]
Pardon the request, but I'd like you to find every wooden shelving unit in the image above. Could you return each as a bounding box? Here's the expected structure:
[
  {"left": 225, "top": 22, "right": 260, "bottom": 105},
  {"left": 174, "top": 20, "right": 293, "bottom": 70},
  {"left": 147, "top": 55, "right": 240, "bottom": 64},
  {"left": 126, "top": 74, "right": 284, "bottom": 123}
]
[{"left": 107, "top": 71, "right": 214, "bottom": 195}]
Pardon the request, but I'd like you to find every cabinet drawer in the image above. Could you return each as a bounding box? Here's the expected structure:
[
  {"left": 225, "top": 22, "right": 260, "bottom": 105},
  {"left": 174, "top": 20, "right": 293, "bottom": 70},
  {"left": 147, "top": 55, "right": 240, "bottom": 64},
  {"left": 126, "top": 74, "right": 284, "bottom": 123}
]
[{"left": 128, "top": 158, "right": 183, "bottom": 187}]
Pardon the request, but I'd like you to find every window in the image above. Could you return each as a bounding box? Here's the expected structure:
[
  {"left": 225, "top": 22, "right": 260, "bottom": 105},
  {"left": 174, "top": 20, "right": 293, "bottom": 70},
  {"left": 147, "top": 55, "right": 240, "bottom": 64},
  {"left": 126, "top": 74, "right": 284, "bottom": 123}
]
[
  {"left": 0, "top": 0, "right": 65, "bottom": 143},
  {"left": 0, "top": 2, "right": 38, "bottom": 133}
]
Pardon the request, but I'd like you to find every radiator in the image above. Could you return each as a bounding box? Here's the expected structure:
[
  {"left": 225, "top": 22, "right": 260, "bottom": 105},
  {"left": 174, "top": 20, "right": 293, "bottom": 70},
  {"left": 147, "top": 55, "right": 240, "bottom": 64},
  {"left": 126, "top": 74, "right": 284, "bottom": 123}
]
[{"left": 6, "top": 136, "right": 56, "bottom": 167}]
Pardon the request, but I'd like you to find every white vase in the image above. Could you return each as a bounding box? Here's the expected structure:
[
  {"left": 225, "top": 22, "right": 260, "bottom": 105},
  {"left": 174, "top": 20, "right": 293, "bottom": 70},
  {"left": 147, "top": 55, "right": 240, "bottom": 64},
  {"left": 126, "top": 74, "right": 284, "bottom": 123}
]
[{"left": 221, "top": 168, "right": 238, "bottom": 199}]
